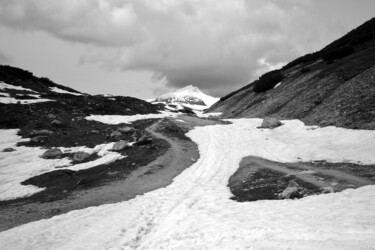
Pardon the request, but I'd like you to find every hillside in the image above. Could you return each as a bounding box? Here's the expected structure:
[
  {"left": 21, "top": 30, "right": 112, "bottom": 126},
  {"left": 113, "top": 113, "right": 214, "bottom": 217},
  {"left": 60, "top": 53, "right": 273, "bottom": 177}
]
[{"left": 207, "top": 17, "right": 375, "bottom": 130}]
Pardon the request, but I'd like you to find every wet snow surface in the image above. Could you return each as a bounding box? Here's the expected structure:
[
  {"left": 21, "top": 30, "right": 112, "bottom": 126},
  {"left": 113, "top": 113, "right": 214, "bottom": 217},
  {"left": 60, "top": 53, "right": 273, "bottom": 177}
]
[{"left": 1, "top": 119, "right": 375, "bottom": 249}]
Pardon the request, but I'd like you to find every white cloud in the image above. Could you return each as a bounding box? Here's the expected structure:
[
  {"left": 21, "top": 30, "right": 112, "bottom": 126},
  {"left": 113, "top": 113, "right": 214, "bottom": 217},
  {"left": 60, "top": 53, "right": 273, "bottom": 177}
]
[{"left": 0, "top": 0, "right": 365, "bottom": 95}]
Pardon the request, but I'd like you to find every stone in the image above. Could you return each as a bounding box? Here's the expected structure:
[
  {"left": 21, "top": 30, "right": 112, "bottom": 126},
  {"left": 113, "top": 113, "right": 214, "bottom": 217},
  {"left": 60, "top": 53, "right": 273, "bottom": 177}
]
[
  {"left": 91, "top": 130, "right": 100, "bottom": 135},
  {"left": 73, "top": 151, "right": 90, "bottom": 163},
  {"left": 288, "top": 180, "right": 300, "bottom": 188},
  {"left": 41, "top": 148, "right": 63, "bottom": 159},
  {"left": 2, "top": 148, "right": 15, "bottom": 152},
  {"left": 47, "top": 114, "right": 57, "bottom": 119},
  {"left": 280, "top": 186, "right": 300, "bottom": 199},
  {"left": 135, "top": 135, "right": 153, "bottom": 146},
  {"left": 111, "top": 140, "right": 129, "bottom": 151},
  {"left": 118, "top": 126, "right": 135, "bottom": 133},
  {"left": 259, "top": 117, "right": 283, "bottom": 129},
  {"left": 110, "top": 130, "right": 122, "bottom": 139},
  {"left": 51, "top": 120, "right": 63, "bottom": 127},
  {"left": 30, "top": 129, "right": 54, "bottom": 136},
  {"left": 321, "top": 186, "right": 335, "bottom": 194},
  {"left": 30, "top": 136, "right": 48, "bottom": 144}
]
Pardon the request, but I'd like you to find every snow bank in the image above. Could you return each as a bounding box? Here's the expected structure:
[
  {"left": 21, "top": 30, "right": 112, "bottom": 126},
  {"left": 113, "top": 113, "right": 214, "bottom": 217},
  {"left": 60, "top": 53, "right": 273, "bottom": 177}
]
[
  {"left": 0, "top": 130, "right": 123, "bottom": 201},
  {"left": 196, "top": 112, "right": 222, "bottom": 118},
  {"left": 1, "top": 119, "right": 375, "bottom": 249},
  {"left": 0, "top": 97, "right": 53, "bottom": 104},
  {"left": 49, "top": 87, "right": 82, "bottom": 96},
  {"left": 0, "top": 82, "right": 37, "bottom": 93},
  {"left": 86, "top": 111, "right": 179, "bottom": 124}
]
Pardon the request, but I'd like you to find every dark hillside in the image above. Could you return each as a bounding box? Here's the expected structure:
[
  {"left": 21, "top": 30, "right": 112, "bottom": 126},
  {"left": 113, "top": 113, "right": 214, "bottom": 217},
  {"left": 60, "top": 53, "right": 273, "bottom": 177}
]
[{"left": 207, "top": 17, "right": 375, "bottom": 129}]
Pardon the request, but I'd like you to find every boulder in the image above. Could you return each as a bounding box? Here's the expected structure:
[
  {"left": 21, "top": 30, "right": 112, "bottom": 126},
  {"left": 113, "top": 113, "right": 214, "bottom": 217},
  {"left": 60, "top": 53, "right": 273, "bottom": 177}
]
[
  {"left": 110, "top": 130, "right": 122, "bottom": 139},
  {"left": 90, "top": 130, "right": 100, "bottom": 135},
  {"left": 111, "top": 140, "right": 129, "bottom": 151},
  {"left": 118, "top": 126, "right": 135, "bottom": 133},
  {"left": 30, "top": 129, "right": 54, "bottom": 136},
  {"left": 135, "top": 135, "right": 153, "bottom": 146},
  {"left": 41, "top": 148, "right": 63, "bottom": 159},
  {"left": 30, "top": 136, "right": 48, "bottom": 144},
  {"left": 51, "top": 120, "right": 63, "bottom": 127},
  {"left": 47, "top": 114, "right": 57, "bottom": 120},
  {"left": 280, "top": 186, "right": 299, "bottom": 199},
  {"left": 259, "top": 117, "right": 283, "bottom": 129},
  {"left": 73, "top": 151, "right": 90, "bottom": 163},
  {"left": 2, "top": 148, "right": 15, "bottom": 152}
]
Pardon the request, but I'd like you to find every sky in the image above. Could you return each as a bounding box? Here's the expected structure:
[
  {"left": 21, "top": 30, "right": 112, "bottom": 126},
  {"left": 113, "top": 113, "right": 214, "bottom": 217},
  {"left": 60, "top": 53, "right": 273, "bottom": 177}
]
[{"left": 0, "top": 1, "right": 374, "bottom": 99}]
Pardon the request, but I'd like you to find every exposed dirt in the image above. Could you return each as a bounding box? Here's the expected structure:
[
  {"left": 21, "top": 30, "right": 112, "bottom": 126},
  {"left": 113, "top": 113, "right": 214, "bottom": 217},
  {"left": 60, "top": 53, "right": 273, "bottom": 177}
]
[
  {"left": 0, "top": 115, "right": 225, "bottom": 232},
  {"left": 229, "top": 156, "right": 375, "bottom": 202}
]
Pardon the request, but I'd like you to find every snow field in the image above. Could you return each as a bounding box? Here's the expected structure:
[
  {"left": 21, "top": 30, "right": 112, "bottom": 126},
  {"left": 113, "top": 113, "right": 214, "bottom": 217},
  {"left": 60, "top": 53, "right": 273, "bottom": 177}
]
[{"left": 0, "top": 118, "right": 375, "bottom": 249}]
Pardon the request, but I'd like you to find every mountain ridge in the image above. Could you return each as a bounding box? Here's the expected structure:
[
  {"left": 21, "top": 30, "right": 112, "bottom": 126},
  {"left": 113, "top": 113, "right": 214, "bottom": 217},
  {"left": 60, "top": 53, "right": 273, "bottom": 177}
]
[{"left": 207, "top": 17, "right": 375, "bottom": 130}]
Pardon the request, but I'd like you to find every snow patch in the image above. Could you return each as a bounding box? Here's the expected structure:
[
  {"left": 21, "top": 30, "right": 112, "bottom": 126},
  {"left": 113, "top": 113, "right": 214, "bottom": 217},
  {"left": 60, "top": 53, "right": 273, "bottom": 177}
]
[
  {"left": 0, "top": 97, "right": 53, "bottom": 104},
  {"left": 0, "top": 81, "right": 37, "bottom": 93},
  {"left": 49, "top": 87, "right": 82, "bottom": 96},
  {"left": 86, "top": 111, "right": 179, "bottom": 124}
]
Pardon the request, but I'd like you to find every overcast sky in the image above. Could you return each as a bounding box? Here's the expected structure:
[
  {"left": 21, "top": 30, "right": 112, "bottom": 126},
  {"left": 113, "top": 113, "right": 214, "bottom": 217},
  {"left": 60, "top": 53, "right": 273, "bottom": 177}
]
[{"left": 0, "top": 0, "right": 374, "bottom": 99}]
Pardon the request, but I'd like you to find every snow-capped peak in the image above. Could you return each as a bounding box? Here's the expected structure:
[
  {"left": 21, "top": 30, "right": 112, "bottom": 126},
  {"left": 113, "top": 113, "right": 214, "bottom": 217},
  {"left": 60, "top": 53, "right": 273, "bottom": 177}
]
[{"left": 155, "top": 85, "right": 219, "bottom": 107}]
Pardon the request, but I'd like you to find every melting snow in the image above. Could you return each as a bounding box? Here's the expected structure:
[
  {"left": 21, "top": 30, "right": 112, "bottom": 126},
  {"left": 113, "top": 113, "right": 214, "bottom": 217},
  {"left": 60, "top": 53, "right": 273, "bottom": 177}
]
[
  {"left": 0, "top": 97, "right": 53, "bottom": 104},
  {"left": 0, "top": 82, "right": 37, "bottom": 93},
  {"left": 1, "top": 119, "right": 375, "bottom": 249},
  {"left": 49, "top": 87, "right": 82, "bottom": 96}
]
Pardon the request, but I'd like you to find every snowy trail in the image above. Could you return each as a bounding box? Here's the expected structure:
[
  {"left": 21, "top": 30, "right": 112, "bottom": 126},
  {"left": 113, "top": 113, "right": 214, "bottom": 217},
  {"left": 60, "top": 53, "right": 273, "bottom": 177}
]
[{"left": 1, "top": 119, "right": 375, "bottom": 249}]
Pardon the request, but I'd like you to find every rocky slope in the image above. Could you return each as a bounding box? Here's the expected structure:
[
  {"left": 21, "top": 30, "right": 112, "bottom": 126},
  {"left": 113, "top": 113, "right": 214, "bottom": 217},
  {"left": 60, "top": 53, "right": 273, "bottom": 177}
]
[{"left": 207, "top": 17, "right": 375, "bottom": 129}]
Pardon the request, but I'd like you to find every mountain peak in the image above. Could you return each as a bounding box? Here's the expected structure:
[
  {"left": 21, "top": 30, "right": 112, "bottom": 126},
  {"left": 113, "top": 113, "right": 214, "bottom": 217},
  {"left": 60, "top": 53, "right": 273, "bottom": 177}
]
[{"left": 155, "top": 85, "right": 218, "bottom": 107}]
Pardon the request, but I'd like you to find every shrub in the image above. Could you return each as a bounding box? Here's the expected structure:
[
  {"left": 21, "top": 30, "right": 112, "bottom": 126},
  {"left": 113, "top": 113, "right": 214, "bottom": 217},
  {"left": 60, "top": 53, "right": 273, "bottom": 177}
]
[
  {"left": 321, "top": 46, "right": 355, "bottom": 61},
  {"left": 253, "top": 70, "right": 284, "bottom": 93}
]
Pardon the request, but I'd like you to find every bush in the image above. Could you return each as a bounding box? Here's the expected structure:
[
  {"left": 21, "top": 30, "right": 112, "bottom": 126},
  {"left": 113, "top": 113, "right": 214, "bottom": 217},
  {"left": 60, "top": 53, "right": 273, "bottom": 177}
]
[
  {"left": 321, "top": 46, "right": 355, "bottom": 61},
  {"left": 253, "top": 70, "right": 284, "bottom": 93}
]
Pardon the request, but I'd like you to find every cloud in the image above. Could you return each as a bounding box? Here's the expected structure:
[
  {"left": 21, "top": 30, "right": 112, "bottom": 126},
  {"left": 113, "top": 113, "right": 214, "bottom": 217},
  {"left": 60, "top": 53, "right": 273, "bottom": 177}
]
[
  {"left": 0, "top": 0, "right": 350, "bottom": 95},
  {"left": 0, "top": 51, "right": 12, "bottom": 64}
]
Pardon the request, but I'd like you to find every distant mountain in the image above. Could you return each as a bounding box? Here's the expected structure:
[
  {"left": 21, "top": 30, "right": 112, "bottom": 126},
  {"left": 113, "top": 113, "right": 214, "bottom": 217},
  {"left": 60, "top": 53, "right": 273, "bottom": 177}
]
[
  {"left": 155, "top": 85, "right": 219, "bottom": 107},
  {"left": 207, "top": 17, "right": 375, "bottom": 130}
]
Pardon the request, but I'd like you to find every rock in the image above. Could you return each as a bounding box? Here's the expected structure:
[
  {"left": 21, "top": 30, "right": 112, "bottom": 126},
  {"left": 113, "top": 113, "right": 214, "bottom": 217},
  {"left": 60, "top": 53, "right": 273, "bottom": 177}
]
[
  {"left": 47, "top": 114, "right": 57, "bottom": 119},
  {"left": 135, "top": 135, "right": 153, "bottom": 146},
  {"left": 280, "top": 186, "right": 300, "bottom": 199},
  {"left": 118, "top": 126, "right": 135, "bottom": 133},
  {"left": 30, "top": 136, "right": 48, "bottom": 144},
  {"left": 321, "top": 186, "right": 335, "bottom": 194},
  {"left": 110, "top": 130, "right": 122, "bottom": 139},
  {"left": 91, "top": 130, "right": 100, "bottom": 135},
  {"left": 30, "top": 129, "right": 54, "bottom": 136},
  {"left": 73, "top": 151, "right": 90, "bottom": 163},
  {"left": 51, "top": 120, "right": 63, "bottom": 127},
  {"left": 259, "top": 117, "right": 283, "bottom": 129},
  {"left": 288, "top": 180, "right": 300, "bottom": 188},
  {"left": 2, "top": 148, "right": 15, "bottom": 152},
  {"left": 41, "top": 148, "right": 63, "bottom": 159},
  {"left": 111, "top": 140, "right": 129, "bottom": 151}
]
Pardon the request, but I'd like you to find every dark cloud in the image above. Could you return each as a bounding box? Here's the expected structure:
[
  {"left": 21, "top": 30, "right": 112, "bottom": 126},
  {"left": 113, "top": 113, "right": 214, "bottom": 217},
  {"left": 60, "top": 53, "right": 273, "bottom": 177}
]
[{"left": 0, "top": 0, "right": 373, "bottom": 96}]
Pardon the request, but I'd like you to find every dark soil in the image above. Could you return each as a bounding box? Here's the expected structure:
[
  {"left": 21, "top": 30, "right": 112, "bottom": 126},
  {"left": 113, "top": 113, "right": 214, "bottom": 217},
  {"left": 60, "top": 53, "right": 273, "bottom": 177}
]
[{"left": 229, "top": 168, "right": 321, "bottom": 202}]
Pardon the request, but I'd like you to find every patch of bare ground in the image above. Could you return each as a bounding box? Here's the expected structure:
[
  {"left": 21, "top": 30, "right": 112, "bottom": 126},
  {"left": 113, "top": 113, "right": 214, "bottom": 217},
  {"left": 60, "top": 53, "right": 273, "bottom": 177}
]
[
  {"left": 0, "top": 115, "right": 226, "bottom": 232},
  {"left": 229, "top": 156, "right": 375, "bottom": 202}
]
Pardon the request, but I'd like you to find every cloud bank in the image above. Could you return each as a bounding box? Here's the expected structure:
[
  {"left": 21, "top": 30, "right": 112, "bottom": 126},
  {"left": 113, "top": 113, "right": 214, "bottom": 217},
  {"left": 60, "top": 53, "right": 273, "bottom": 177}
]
[{"left": 0, "top": 0, "right": 352, "bottom": 95}]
